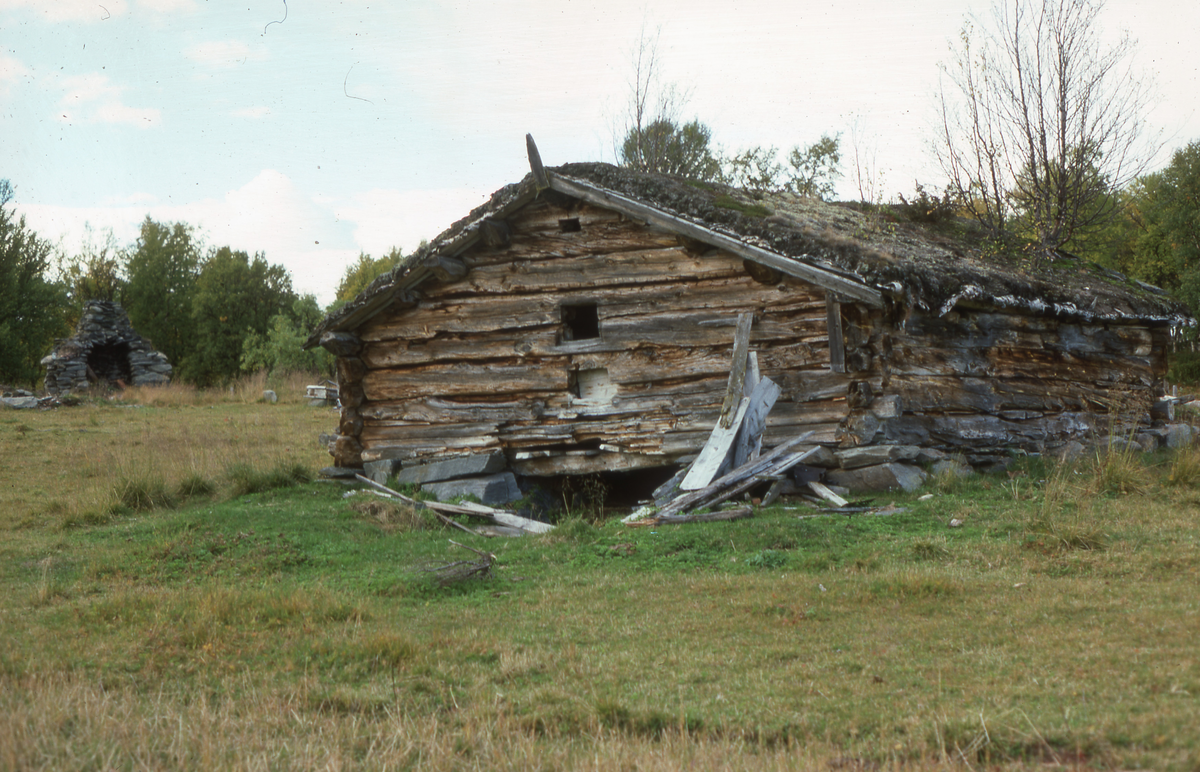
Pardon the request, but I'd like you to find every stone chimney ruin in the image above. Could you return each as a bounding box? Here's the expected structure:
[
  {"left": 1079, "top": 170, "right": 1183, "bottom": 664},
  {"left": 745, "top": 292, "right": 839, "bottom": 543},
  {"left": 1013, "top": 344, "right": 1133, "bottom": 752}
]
[{"left": 42, "top": 301, "right": 173, "bottom": 394}]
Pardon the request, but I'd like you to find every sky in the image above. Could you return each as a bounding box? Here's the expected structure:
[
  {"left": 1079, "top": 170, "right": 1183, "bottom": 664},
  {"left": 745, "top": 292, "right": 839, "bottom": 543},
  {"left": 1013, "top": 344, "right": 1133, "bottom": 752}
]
[{"left": 2, "top": 0, "right": 1198, "bottom": 307}]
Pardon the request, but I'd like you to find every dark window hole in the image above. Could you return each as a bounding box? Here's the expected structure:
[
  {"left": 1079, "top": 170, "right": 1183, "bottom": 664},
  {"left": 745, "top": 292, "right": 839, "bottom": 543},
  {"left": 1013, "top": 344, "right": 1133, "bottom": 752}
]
[{"left": 562, "top": 303, "right": 600, "bottom": 340}]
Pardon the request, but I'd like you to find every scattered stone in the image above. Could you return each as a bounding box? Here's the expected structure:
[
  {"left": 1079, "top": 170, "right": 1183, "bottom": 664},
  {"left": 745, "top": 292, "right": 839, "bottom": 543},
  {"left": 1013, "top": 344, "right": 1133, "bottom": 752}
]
[
  {"left": 1050, "top": 440, "right": 1086, "bottom": 463},
  {"left": 41, "top": 300, "right": 172, "bottom": 394},
  {"left": 1151, "top": 399, "right": 1176, "bottom": 421},
  {"left": 1166, "top": 423, "right": 1194, "bottom": 449},
  {"left": 396, "top": 451, "right": 508, "bottom": 486},
  {"left": 363, "top": 458, "right": 403, "bottom": 484},
  {"left": 914, "top": 447, "right": 947, "bottom": 465},
  {"left": 800, "top": 445, "right": 838, "bottom": 468},
  {"left": 1101, "top": 435, "right": 1142, "bottom": 454},
  {"left": 0, "top": 396, "right": 38, "bottom": 409},
  {"left": 931, "top": 458, "right": 973, "bottom": 478},
  {"left": 826, "top": 462, "right": 927, "bottom": 493},
  {"left": 918, "top": 493, "right": 934, "bottom": 501},
  {"left": 949, "top": 518, "right": 963, "bottom": 528},
  {"left": 263, "top": 390, "right": 278, "bottom": 403},
  {"left": 836, "top": 445, "right": 921, "bottom": 469},
  {"left": 423, "top": 472, "right": 522, "bottom": 507},
  {"left": 1136, "top": 432, "right": 1160, "bottom": 452}
]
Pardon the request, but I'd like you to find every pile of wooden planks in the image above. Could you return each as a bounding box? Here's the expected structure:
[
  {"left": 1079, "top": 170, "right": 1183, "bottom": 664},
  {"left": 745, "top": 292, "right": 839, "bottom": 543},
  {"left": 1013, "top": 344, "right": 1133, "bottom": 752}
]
[{"left": 636, "top": 312, "right": 827, "bottom": 525}]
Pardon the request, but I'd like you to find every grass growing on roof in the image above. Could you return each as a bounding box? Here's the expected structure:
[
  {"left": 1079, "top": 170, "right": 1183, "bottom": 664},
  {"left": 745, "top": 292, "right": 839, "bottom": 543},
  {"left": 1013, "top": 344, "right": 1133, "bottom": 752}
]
[{"left": 2, "top": 401, "right": 1200, "bottom": 769}]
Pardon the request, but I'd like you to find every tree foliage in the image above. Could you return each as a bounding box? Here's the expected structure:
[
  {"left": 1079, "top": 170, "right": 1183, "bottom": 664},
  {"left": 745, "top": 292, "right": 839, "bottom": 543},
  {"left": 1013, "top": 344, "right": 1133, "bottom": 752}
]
[
  {"left": 620, "top": 118, "right": 722, "bottom": 181},
  {"left": 721, "top": 136, "right": 842, "bottom": 198},
  {"left": 936, "top": 0, "right": 1157, "bottom": 254},
  {"left": 59, "top": 226, "right": 126, "bottom": 327},
  {"left": 334, "top": 248, "right": 405, "bottom": 308},
  {"left": 0, "top": 180, "right": 68, "bottom": 386},
  {"left": 240, "top": 295, "right": 333, "bottom": 376},
  {"left": 1090, "top": 141, "right": 1200, "bottom": 315},
  {"left": 123, "top": 217, "right": 201, "bottom": 368},
  {"left": 182, "top": 247, "right": 295, "bottom": 386}
]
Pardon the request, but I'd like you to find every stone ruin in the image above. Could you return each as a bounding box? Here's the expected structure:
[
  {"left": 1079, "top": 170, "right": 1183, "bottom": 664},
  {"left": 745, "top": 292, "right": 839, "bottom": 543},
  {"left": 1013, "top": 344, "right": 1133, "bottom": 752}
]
[{"left": 41, "top": 300, "right": 173, "bottom": 394}]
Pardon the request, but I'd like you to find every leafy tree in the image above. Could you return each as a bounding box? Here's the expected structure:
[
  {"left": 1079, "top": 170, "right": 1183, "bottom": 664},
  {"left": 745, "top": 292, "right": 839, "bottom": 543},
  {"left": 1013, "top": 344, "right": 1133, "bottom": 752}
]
[
  {"left": 620, "top": 118, "right": 722, "bottom": 181},
  {"left": 785, "top": 134, "right": 842, "bottom": 199},
  {"left": 1090, "top": 142, "right": 1200, "bottom": 314},
  {"left": 0, "top": 180, "right": 69, "bottom": 386},
  {"left": 59, "top": 225, "right": 126, "bottom": 327},
  {"left": 241, "top": 295, "right": 333, "bottom": 376},
  {"left": 182, "top": 247, "right": 295, "bottom": 386},
  {"left": 935, "top": 0, "right": 1158, "bottom": 255},
  {"left": 720, "top": 136, "right": 842, "bottom": 198},
  {"left": 334, "top": 248, "right": 405, "bottom": 307},
  {"left": 123, "top": 217, "right": 201, "bottom": 368},
  {"left": 722, "top": 145, "right": 784, "bottom": 191}
]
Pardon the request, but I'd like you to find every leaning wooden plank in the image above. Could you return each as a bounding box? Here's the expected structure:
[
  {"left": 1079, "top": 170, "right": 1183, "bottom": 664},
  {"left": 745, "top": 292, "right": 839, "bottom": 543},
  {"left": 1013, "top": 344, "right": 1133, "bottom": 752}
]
[
  {"left": 807, "top": 481, "right": 849, "bottom": 508},
  {"left": 483, "top": 511, "right": 555, "bottom": 535},
  {"left": 718, "top": 312, "right": 754, "bottom": 428},
  {"left": 654, "top": 506, "right": 754, "bottom": 525},
  {"left": 662, "top": 432, "right": 814, "bottom": 517},
  {"left": 732, "top": 376, "right": 781, "bottom": 469},
  {"left": 760, "top": 478, "right": 792, "bottom": 508},
  {"left": 679, "top": 396, "right": 751, "bottom": 490},
  {"left": 434, "top": 510, "right": 482, "bottom": 537}
]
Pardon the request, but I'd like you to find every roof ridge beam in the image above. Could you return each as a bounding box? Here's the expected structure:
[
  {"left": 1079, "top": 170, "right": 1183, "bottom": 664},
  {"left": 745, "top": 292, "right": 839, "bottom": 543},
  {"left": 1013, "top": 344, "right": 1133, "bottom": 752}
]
[{"left": 547, "top": 173, "right": 883, "bottom": 308}]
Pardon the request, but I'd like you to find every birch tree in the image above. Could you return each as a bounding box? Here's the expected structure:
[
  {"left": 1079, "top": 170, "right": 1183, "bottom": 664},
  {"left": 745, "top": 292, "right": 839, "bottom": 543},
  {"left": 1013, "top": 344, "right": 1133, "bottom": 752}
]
[{"left": 935, "top": 0, "right": 1158, "bottom": 254}]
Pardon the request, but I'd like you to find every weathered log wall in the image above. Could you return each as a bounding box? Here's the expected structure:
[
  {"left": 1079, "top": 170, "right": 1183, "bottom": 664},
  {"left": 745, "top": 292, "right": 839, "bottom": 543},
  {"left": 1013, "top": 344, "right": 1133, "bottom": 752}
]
[
  {"left": 344, "top": 199, "right": 851, "bottom": 472},
  {"left": 863, "top": 307, "right": 1170, "bottom": 457}
]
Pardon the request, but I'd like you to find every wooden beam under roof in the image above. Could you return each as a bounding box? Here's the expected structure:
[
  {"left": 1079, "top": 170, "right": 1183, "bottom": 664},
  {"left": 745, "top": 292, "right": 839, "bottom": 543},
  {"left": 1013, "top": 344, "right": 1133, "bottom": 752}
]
[{"left": 546, "top": 173, "right": 884, "bottom": 308}]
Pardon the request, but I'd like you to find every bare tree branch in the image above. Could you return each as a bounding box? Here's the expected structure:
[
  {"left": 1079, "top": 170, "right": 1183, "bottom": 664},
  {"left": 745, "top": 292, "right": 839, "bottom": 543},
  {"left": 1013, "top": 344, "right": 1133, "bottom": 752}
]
[{"left": 935, "top": 0, "right": 1160, "bottom": 255}]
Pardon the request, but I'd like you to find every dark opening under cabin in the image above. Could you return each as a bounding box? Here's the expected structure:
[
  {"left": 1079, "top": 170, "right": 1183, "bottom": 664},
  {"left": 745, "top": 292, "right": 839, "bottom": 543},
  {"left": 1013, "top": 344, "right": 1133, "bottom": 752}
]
[{"left": 305, "top": 139, "right": 1193, "bottom": 493}]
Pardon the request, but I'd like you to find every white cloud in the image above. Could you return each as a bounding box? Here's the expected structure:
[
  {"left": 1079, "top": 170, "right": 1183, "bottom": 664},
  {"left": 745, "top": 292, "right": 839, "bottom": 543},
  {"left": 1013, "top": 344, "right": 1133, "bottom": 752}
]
[
  {"left": 0, "top": 0, "right": 129, "bottom": 22},
  {"left": 186, "top": 40, "right": 267, "bottom": 70},
  {"left": 232, "top": 106, "right": 272, "bottom": 119},
  {"left": 336, "top": 187, "right": 491, "bottom": 258},
  {"left": 54, "top": 72, "right": 160, "bottom": 127},
  {"left": 0, "top": 53, "right": 30, "bottom": 98}
]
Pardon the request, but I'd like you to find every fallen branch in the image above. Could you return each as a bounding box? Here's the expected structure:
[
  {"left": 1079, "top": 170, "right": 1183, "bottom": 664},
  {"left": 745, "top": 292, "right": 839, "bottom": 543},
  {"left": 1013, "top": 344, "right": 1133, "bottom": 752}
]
[
  {"left": 650, "top": 506, "right": 754, "bottom": 525},
  {"left": 421, "top": 540, "right": 496, "bottom": 586},
  {"left": 356, "top": 474, "right": 553, "bottom": 535}
]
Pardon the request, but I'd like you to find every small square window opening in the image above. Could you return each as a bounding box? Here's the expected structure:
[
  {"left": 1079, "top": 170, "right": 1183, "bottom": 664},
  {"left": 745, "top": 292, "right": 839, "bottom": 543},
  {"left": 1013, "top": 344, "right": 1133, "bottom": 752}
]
[{"left": 562, "top": 303, "right": 600, "bottom": 340}]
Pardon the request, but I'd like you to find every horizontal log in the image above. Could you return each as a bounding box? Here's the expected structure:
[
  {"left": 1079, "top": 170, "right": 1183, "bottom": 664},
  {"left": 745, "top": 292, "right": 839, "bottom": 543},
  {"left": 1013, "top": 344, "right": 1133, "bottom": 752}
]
[
  {"left": 363, "top": 360, "right": 569, "bottom": 400},
  {"left": 897, "top": 311, "right": 1159, "bottom": 357},
  {"left": 891, "top": 375, "right": 1155, "bottom": 414},
  {"left": 510, "top": 451, "right": 672, "bottom": 476},
  {"left": 438, "top": 246, "right": 744, "bottom": 296}
]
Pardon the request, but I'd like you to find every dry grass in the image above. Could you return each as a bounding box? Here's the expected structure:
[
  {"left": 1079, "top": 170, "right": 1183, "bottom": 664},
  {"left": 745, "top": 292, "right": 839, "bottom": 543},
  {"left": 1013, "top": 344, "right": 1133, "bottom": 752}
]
[
  {"left": 5, "top": 398, "right": 1200, "bottom": 770},
  {"left": 0, "top": 672, "right": 904, "bottom": 772},
  {"left": 349, "top": 496, "right": 433, "bottom": 532},
  {"left": 0, "top": 387, "right": 334, "bottom": 528},
  {"left": 118, "top": 369, "right": 322, "bottom": 407}
]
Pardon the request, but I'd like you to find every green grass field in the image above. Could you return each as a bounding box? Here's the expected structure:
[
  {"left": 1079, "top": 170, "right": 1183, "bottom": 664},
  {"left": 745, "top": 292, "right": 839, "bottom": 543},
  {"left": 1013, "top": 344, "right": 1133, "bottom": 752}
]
[{"left": 2, "top": 389, "right": 1198, "bottom": 770}]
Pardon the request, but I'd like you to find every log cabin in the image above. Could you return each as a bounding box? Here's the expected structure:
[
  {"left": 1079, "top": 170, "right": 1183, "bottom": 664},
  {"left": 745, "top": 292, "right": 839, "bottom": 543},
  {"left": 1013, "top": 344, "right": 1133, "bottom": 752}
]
[{"left": 305, "top": 139, "right": 1193, "bottom": 480}]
